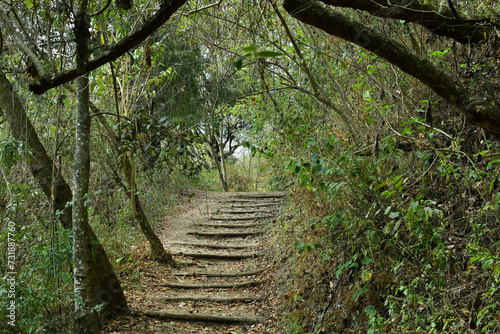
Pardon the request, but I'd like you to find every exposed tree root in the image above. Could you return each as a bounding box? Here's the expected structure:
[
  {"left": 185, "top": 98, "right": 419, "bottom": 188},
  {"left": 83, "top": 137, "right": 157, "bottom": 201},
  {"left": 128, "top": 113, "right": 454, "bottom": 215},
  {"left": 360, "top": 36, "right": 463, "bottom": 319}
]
[
  {"left": 153, "top": 249, "right": 181, "bottom": 268},
  {"left": 172, "top": 251, "right": 262, "bottom": 260},
  {"left": 141, "top": 310, "right": 261, "bottom": 324},
  {"left": 187, "top": 231, "right": 263, "bottom": 237},
  {"left": 156, "top": 280, "right": 266, "bottom": 289},
  {"left": 172, "top": 268, "right": 265, "bottom": 277},
  {"left": 172, "top": 242, "right": 259, "bottom": 249},
  {"left": 194, "top": 222, "right": 262, "bottom": 228},
  {"left": 234, "top": 193, "right": 288, "bottom": 199},
  {"left": 209, "top": 215, "right": 272, "bottom": 221},
  {"left": 149, "top": 294, "right": 263, "bottom": 302}
]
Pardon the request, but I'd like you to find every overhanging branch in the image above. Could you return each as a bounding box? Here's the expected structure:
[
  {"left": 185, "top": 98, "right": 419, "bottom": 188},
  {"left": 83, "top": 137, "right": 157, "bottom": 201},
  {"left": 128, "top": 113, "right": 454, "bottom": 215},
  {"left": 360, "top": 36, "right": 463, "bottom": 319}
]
[
  {"left": 320, "top": 0, "right": 495, "bottom": 45},
  {"left": 29, "top": 0, "right": 188, "bottom": 95},
  {"left": 283, "top": 0, "right": 500, "bottom": 135}
]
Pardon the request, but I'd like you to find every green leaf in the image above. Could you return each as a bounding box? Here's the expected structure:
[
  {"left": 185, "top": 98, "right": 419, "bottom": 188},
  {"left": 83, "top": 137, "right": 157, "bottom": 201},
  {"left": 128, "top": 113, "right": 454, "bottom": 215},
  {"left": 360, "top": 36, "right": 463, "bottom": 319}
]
[
  {"left": 389, "top": 212, "right": 400, "bottom": 219},
  {"left": 401, "top": 127, "right": 412, "bottom": 136},
  {"left": 255, "top": 50, "right": 284, "bottom": 58},
  {"left": 242, "top": 45, "right": 257, "bottom": 53},
  {"left": 234, "top": 56, "right": 244, "bottom": 70},
  {"left": 364, "top": 305, "right": 377, "bottom": 316},
  {"left": 392, "top": 174, "right": 403, "bottom": 185},
  {"left": 311, "top": 153, "right": 318, "bottom": 164},
  {"left": 493, "top": 264, "right": 500, "bottom": 279},
  {"left": 25, "top": 0, "right": 34, "bottom": 9}
]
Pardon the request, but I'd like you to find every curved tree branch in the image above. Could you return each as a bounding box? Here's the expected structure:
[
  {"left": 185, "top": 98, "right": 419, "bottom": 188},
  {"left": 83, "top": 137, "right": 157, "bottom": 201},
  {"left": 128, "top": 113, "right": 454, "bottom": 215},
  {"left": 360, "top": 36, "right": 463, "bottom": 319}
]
[
  {"left": 29, "top": 0, "right": 188, "bottom": 95},
  {"left": 283, "top": 0, "right": 500, "bottom": 135},
  {"left": 319, "top": 0, "right": 495, "bottom": 45}
]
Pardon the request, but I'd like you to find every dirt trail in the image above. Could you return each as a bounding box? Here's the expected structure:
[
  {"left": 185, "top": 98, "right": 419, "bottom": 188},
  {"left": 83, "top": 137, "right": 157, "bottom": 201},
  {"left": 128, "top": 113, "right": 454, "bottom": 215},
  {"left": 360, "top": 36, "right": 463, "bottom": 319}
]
[{"left": 103, "top": 191, "right": 287, "bottom": 334}]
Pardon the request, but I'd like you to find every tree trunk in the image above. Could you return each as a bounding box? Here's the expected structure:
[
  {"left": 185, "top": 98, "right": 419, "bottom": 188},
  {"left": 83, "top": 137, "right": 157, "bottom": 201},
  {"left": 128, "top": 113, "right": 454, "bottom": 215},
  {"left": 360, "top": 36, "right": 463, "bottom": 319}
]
[
  {"left": 0, "top": 70, "right": 72, "bottom": 228},
  {"left": 0, "top": 69, "right": 128, "bottom": 317},
  {"left": 201, "top": 122, "right": 228, "bottom": 192},
  {"left": 72, "top": 5, "right": 100, "bottom": 331},
  {"left": 218, "top": 118, "right": 229, "bottom": 192},
  {"left": 124, "top": 153, "right": 177, "bottom": 265},
  {"left": 210, "top": 141, "right": 228, "bottom": 192},
  {"left": 73, "top": 73, "right": 100, "bottom": 333}
]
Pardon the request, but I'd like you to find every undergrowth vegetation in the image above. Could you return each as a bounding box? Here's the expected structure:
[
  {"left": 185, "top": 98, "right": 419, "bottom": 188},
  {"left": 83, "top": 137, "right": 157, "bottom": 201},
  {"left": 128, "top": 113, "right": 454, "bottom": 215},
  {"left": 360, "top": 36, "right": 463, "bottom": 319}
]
[
  {"left": 269, "top": 119, "right": 500, "bottom": 333},
  {"left": 0, "top": 159, "right": 196, "bottom": 332}
]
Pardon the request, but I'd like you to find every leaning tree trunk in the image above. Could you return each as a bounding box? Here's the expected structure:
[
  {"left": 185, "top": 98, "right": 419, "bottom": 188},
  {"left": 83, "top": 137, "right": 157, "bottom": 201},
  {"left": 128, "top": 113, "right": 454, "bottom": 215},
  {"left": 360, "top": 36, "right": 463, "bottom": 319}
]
[
  {"left": 0, "top": 70, "right": 72, "bottom": 228},
  {"left": 124, "top": 153, "right": 177, "bottom": 265},
  {"left": 101, "top": 63, "right": 176, "bottom": 266},
  {"left": 72, "top": 6, "right": 100, "bottom": 332},
  {"left": 94, "top": 116, "right": 176, "bottom": 265},
  {"left": 0, "top": 69, "right": 128, "bottom": 318}
]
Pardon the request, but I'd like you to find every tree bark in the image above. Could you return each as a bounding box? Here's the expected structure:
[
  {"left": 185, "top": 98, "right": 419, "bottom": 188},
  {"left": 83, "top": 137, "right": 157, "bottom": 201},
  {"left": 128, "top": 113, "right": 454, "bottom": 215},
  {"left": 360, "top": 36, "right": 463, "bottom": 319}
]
[
  {"left": 0, "top": 70, "right": 72, "bottom": 227},
  {"left": 218, "top": 118, "right": 229, "bottom": 192},
  {"left": 201, "top": 122, "right": 228, "bottom": 191},
  {"left": 282, "top": 0, "right": 500, "bottom": 135},
  {"left": 72, "top": 4, "right": 101, "bottom": 332},
  {"left": 72, "top": 76, "right": 100, "bottom": 330},
  {"left": 0, "top": 70, "right": 128, "bottom": 318},
  {"left": 124, "top": 153, "right": 177, "bottom": 265}
]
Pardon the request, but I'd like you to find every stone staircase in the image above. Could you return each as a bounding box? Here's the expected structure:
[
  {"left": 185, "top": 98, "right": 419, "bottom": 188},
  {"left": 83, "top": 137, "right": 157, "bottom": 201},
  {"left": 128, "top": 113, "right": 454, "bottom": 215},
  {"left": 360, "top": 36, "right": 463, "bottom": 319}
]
[{"left": 142, "top": 192, "right": 287, "bottom": 330}]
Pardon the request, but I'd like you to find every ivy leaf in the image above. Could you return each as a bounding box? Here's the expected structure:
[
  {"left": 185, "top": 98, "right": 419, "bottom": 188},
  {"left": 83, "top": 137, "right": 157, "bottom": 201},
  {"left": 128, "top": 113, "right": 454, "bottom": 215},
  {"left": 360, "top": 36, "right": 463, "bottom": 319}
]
[{"left": 25, "top": 0, "right": 34, "bottom": 9}]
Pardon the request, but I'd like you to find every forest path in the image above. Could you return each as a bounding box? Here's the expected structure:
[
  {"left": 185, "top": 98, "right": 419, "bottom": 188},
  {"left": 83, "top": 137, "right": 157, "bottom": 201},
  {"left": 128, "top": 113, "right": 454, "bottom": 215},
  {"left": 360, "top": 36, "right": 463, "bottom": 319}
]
[{"left": 103, "top": 191, "right": 287, "bottom": 334}]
